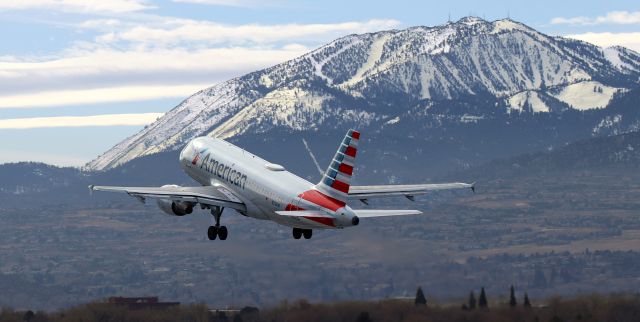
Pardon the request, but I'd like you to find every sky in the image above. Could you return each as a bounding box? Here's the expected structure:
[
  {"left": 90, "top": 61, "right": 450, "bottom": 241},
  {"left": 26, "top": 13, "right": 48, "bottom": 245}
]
[{"left": 0, "top": 0, "right": 639, "bottom": 167}]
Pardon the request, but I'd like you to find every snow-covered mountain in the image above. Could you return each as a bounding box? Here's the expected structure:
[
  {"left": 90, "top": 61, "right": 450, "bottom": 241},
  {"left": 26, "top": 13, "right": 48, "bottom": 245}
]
[{"left": 86, "top": 17, "right": 640, "bottom": 171}]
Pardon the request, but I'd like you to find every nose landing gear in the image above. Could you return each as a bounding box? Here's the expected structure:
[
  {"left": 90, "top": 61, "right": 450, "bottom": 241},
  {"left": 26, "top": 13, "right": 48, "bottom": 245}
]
[
  {"left": 292, "top": 228, "right": 312, "bottom": 240},
  {"left": 208, "top": 206, "right": 228, "bottom": 241}
]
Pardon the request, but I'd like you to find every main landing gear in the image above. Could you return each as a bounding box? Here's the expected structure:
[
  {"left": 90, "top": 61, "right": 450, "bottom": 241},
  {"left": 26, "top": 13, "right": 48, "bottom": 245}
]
[
  {"left": 208, "top": 206, "right": 228, "bottom": 241},
  {"left": 292, "top": 228, "right": 312, "bottom": 240}
]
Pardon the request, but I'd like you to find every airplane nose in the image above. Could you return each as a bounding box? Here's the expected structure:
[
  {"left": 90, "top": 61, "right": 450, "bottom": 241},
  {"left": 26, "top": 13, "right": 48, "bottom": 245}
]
[{"left": 351, "top": 216, "right": 359, "bottom": 226}]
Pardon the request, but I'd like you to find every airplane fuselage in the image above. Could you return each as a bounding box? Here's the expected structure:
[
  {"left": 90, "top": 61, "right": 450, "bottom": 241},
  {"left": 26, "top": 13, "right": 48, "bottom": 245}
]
[{"left": 179, "top": 137, "right": 357, "bottom": 229}]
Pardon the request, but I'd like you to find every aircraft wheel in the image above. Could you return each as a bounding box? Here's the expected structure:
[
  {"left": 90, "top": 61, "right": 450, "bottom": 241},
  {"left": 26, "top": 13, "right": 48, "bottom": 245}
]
[
  {"left": 207, "top": 226, "right": 218, "bottom": 240},
  {"left": 218, "top": 226, "right": 228, "bottom": 240},
  {"left": 303, "top": 229, "right": 313, "bottom": 239},
  {"left": 292, "top": 228, "right": 302, "bottom": 239}
]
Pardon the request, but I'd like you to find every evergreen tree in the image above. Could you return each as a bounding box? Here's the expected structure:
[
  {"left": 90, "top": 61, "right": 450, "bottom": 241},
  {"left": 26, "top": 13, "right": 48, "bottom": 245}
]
[
  {"left": 509, "top": 285, "right": 517, "bottom": 307},
  {"left": 415, "top": 286, "right": 427, "bottom": 306},
  {"left": 468, "top": 291, "right": 477, "bottom": 310},
  {"left": 23, "top": 311, "right": 35, "bottom": 322},
  {"left": 479, "top": 287, "right": 488, "bottom": 309},
  {"left": 524, "top": 293, "right": 532, "bottom": 308},
  {"left": 356, "top": 311, "right": 372, "bottom": 322}
]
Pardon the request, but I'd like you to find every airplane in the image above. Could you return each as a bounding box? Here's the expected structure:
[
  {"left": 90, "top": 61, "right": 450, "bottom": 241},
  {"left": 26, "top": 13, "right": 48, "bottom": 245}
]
[{"left": 89, "top": 129, "right": 475, "bottom": 240}]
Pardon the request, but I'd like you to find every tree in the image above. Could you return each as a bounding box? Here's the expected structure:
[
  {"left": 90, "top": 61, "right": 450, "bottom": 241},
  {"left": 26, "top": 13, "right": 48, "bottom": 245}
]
[
  {"left": 356, "top": 311, "right": 372, "bottom": 322},
  {"left": 23, "top": 310, "right": 35, "bottom": 322},
  {"left": 415, "top": 286, "right": 427, "bottom": 306},
  {"left": 509, "top": 285, "right": 517, "bottom": 307},
  {"left": 468, "top": 291, "right": 477, "bottom": 310},
  {"left": 524, "top": 293, "right": 532, "bottom": 308},
  {"left": 479, "top": 287, "right": 488, "bottom": 309}
]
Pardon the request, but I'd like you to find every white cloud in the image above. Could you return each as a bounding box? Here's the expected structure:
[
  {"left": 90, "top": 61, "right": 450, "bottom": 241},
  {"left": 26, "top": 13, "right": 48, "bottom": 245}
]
[
  {"left": 111, "top": 19, "right": 401, "bottom": 45},
  {"left": 0, "top": 0, "right": 153, "bottom": 13},
  {"left": 0, "top": 18, "right": 398, "bottom": 107},
  {"left": 0, "top": 46, "right": 309, "bottom": 99},
  {"left": 566, "top": 32, "right": 640, "bottom": 52},
  {"left": 0, "top": 84, "right": 212, "bottom": 109},
  {"left": 551, "top": 11, "right": 640, "bottom": 25},
  {"left": 0, "top": 113, "right": 165, "bottom": 129},
  {"left": 172, "top": 0, "right": 285, "bottom": 7}
]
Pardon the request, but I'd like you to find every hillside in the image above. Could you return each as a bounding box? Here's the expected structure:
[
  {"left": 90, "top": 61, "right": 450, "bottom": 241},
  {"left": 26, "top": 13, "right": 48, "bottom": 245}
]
[{"left": 86, "top": 17, "right": 640, "bottom": 177}]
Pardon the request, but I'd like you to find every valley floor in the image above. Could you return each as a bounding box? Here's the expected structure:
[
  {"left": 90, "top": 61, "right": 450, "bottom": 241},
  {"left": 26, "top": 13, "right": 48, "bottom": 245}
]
[{"left": 1, "top": 162, "right": 640, "bottom": 310}]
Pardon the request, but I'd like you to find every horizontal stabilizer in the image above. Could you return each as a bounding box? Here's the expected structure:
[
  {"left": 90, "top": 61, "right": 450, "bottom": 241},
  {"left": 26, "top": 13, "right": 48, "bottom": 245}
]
[
  {"left": 275, "top": 210, "right": 333, "bottom": 218},
  {"left": 352, "top": 209, "right": 422, "bottom": 218},
  {"left": 348, "top": 182, "right": 474, "bottom": 199}
]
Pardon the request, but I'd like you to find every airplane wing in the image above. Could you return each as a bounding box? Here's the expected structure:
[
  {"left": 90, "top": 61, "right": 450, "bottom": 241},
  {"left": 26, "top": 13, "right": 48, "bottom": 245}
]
[
  {"left": 352, "top": 209, "right": 422, "bottom": 217},
  {"left": 276, "top": 209, "right": 422, "bottom": 218},
  {"left": 348, "top": 182, "right": 475, "bottom": 200},
  {"left": 89, "top": 184, "right": 246, "bottom": 211}
]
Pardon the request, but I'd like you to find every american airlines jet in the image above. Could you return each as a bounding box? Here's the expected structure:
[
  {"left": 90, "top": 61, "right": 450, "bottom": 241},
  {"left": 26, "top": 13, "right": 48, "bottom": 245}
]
[{"left": 90, "top": 130, "right": 474, "bottom": 240}]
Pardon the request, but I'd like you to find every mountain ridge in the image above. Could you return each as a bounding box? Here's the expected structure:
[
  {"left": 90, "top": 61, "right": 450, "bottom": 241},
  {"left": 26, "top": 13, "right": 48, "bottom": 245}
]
[{"left": 86, "top": 17, "right": 640, "bottom": 171}]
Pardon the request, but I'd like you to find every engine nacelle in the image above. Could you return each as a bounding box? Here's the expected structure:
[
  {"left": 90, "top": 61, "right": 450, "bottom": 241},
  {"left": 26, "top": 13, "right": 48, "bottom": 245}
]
[
  {"left": 155, "top": 185, "right": 194, "bottom": 216},
  {"left": 157, "top": 199, "right": 194, "bottom": 216}
]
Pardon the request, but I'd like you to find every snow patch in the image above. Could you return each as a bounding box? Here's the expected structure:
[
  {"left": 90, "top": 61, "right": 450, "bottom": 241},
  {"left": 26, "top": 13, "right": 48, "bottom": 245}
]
[
  {"left": 309, "top": 38, "right": 360, "bottom": 85},
  {"left": 593, "top": 114, "right": 622, "bottom": 135},
  {"left": 458, "top": 16, "right": 485, "bottom": 26},
  {"left": 460, "top": 114, "right": 485, "bottom": 123},
  {"left": 507, "top": 91, "right": 549, "bottom": 113},
  {"left": 210, "top": 87, "right": 329, "bottom": 139},
  {"left": 603, "top": 47, "right": 634, "bottom": 71},
  {"left": 260, "top": 74, "right": 274, "bottom": 88},
  {"left": 386, "top": 116, "right": 400, "bottom": 124},
  {"left": 491, "top": 19, "right": 531, "bottom": 34},
  {"left": 552, "top": 81, "right": 621, "bottom": 110},
  {"left": 341, "top": 34, "right": 391, "bottom": 87}
]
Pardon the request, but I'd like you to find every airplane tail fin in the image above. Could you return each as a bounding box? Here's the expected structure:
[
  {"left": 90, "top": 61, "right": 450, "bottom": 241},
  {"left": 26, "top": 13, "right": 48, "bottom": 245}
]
[{"left": 315, "top": 129, "right": 359, "bottom": 203}]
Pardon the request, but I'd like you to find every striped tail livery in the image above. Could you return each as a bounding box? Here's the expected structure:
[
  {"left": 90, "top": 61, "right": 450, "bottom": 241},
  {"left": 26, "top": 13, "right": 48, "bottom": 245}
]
[{"left": 315, "top": 129, "right": 359, "bottom": 202}]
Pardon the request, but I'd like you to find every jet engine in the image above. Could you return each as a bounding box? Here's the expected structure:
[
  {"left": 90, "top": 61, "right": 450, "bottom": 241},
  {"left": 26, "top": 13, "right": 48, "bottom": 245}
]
[
  {"left": 156, "top": 185, "right": 194, "bottom": 216},
  {"left": 157, "top": 199, "right": 194, "bottom": 216}
]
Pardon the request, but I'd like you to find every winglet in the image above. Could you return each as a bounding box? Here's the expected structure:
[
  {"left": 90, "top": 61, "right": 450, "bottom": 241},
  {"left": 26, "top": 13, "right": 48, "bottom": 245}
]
[
  {"left": 470, "top": 182, "right": 476, "bottom": 193},
  {"left": 88, "top": 185, "right": 94, "bottom": 195}
]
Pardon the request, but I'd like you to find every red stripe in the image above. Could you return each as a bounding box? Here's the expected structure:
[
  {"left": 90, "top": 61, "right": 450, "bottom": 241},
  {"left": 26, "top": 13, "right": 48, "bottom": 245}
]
[
  {"left": 331, "top": 180, "right": 350, "bottom": 193},
  {"left": 303, "top": 216, "right": 335, "bottom": 227},
  {"left": 338, "top": 163, "right": 353, "bottom": 176},
  {"left": 351, "top": 131, "right": 360, "bottom": 139},
  {"left": 191, "top": 154, "right": 200, "bottom": 165},
  {"left": 285, "top": 204, "right": 304, "bottom": 211},
  {"left": 344, "top": 146, "right": 357, "bottom": 157},
  {"left": 299, "top": 190, "right": 345, "bottom": 212}
]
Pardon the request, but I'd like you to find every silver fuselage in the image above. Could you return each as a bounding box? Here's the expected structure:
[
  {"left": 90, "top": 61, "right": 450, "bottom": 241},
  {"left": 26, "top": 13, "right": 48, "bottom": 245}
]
[{"left": 179, "top": 137, "right": 356, "bottom": 229}]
